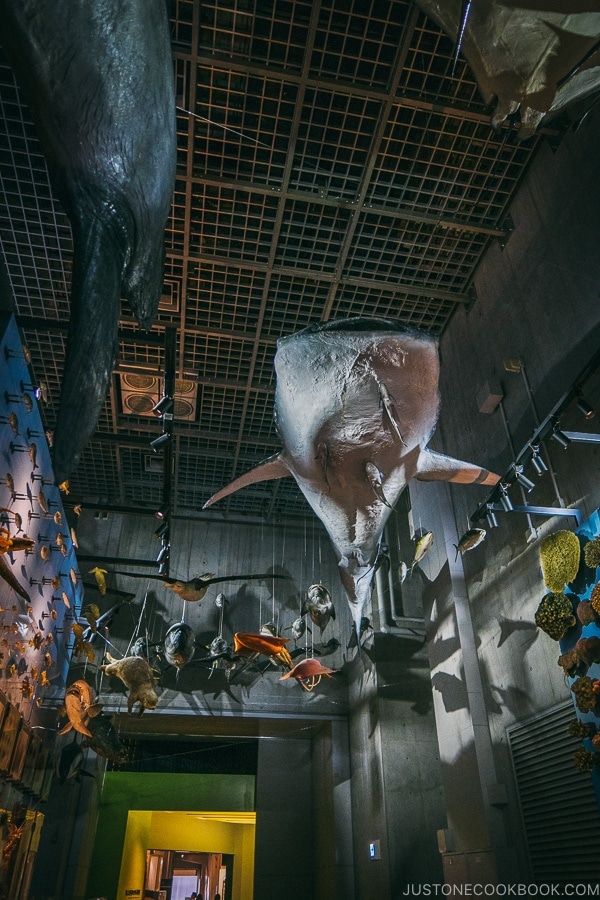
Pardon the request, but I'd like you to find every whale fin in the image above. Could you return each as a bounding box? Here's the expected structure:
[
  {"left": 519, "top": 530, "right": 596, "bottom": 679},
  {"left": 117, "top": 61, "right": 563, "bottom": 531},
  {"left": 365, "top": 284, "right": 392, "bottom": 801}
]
[
  {"left": 415, "top": 450, "right": 499, "bottom": 486},
  {"left": 203, "top": 454, "right": 292, "bottom": 508}
]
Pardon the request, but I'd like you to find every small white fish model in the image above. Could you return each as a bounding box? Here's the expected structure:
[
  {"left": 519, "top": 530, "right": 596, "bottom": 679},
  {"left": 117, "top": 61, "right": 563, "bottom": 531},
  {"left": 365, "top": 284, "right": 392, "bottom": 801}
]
[{"left": 398, "top": 561, "right": 408, "bottom": 584}]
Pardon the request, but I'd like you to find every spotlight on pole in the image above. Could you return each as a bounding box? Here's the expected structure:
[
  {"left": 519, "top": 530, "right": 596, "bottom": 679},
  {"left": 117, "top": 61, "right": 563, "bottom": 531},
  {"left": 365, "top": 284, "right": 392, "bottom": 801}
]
[
  {"left": 154, "top": 503, "right": 170, "bottom": 520},
  {"left": 576, "top": 395, "right": 596, "bottom": 420},
  {"left": 486, "top": 505, "right": 498, "bottom": 529},
  {"left": 529, "top": 444, "right": 548, "bottom": 475},
  {"left": 513, "top": 464, "right": 535, "bottom": 492},
  {"left": 156, "top": 543, "right": 170, "bottom": 564},
  {"left": 152, "top": 395, "right": 174, "bottom": 417},
  {"left": 551, "top": 424, "right": 571, "bottom": 449},
  {"left": 150, "top": 432, "right": 171, "bottom": 452},
  {"left": 154, "top": 520, "right": 169, "bottom": 539},
  {"left": 499, "top": 484, "right": 514, "bottom": 512}
]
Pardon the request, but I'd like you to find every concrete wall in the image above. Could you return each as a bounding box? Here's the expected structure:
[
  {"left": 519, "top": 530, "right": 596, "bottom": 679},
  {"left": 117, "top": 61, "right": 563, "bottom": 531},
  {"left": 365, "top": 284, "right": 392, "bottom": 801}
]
[
  {"left": 404, "top": 106, "right": 600, "bottom": 883},
  {"left": 253, "top": 736, "right": 314, "bottom": 899}
]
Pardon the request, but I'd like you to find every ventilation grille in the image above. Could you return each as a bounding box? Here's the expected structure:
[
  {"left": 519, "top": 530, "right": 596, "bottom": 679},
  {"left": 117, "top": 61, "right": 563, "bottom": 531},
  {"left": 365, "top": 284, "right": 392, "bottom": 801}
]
[
  {"left": 508, "top": 702, "right": 600, "bottom": 884},
  {"left": 119, "top": 374, "right": 198, "bottom": 421}
]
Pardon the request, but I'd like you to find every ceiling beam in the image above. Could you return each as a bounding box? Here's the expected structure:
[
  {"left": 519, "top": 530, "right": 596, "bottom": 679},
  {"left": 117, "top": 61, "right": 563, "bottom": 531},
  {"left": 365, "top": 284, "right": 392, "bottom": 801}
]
[{"left": 322, "top": 4, "right": 421, "bottom": 322}]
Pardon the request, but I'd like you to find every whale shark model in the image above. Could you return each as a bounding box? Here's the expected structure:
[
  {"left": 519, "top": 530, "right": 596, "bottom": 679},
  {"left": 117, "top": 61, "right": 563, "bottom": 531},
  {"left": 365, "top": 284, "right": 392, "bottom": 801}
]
[{"left": 204, "top": 317, "right": 499, "bottom": 634}]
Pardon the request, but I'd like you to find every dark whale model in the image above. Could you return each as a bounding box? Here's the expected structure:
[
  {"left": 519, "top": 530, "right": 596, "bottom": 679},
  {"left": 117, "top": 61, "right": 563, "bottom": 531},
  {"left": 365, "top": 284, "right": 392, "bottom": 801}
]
[
  {"left": 204, "top": 317, "right": 499, "bottom": 633},
  {"left": 0, "top": 0, "right": 176, "bottom": 482}
]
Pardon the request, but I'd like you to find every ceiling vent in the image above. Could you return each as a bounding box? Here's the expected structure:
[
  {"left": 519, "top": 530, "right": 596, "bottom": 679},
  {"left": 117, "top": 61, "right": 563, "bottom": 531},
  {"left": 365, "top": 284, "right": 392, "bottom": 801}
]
[{"left": 119, "top": 373, "right": 198, "bottom": 422}]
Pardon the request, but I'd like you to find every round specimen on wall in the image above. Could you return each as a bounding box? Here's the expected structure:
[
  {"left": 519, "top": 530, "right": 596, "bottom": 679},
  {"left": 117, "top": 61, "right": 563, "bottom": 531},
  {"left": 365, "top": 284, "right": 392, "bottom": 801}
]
[
  {"left": 567, "top": 719, "right": 594, "bottom": 739},
  {"left": 557, "top": 648, "right": 583, "bottom": 678},
  {"left": 539, "top": 530, "right": 580, "bottom": 592},
  {"left": 590, "top": 583, "right": 600, "bottom": 616},
  {"left": 572, "top": 747, "right": 598, "bottom": 772},
  {"left": 584, "top": 536, "right": 600, "bottom": 569},
  {"left": 534, "top": 591, "right": 576, "bottom": 640},
  {"left": 571, "top": 675, "right": 600, "bottom": 714},
  {"left": 577, "top": 600, "right": 597, "bottom": 626},
  {"left": 575, "top": 635, "right": 600, "bottom": 668}
]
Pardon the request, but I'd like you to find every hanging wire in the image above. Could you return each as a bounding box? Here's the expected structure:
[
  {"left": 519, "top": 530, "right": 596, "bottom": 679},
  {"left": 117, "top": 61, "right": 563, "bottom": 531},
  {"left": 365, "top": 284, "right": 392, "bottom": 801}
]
[
  {"left": 271, "top": 525, "right": 276, "bottom": 624},
  {"left": 125, "top": 589, "right": 149, "bottom": 657}
]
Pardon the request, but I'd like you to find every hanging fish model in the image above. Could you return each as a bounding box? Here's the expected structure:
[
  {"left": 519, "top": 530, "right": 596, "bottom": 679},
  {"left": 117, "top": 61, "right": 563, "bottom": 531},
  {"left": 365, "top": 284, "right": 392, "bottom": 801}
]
[
  {"left": 204, "top": 317, "right": 499, "bottom": 634},
  {"left": 454, "top": 527, "right": 487, "bottom": 560},
  {"left": 58, "top": 679, "right": 103, "bottom": 738},
  {"left": 409, "top": 531, "right": 434, "bottom": 574},
  {"left": 89, "top": 567, "right": 108, "bottom": 595},
  {"left": 286, "top": 616, "right": 308, "bottom": 642},
  {"left": 301, "top": 584, "right": 336, "bottom": 634},
  {"left": 163, "top": 621, "right": 196, "bottom": 670}
]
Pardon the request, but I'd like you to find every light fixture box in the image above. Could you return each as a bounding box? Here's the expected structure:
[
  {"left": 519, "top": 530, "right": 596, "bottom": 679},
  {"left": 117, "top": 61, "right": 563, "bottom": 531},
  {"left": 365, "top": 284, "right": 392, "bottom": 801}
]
[{"left": 477, "top": 378, "right": 503, "bottom": 415}]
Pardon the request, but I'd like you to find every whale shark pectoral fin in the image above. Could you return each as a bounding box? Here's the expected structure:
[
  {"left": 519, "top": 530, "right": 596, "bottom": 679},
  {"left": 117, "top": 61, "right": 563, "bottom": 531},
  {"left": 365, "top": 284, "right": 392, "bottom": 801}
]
[
  {"left": 203, "top": 454, "right": 292, "bottom": 508},
  {"left": 415, "top": 450, "right": 500, "bottom": 486}
]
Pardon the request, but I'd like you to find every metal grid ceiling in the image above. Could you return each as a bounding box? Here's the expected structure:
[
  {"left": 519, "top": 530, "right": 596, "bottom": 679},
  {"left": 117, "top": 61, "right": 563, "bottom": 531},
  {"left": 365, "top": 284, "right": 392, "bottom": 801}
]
[{"left": 0, "top": 0, "right": 548, "bottom": 520}]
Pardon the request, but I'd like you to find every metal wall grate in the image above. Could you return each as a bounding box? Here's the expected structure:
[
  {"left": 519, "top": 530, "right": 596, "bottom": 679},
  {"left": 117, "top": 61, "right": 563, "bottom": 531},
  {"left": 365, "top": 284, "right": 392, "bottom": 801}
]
[{"left": 508, "top": 702, "right": 600, "bottom": 884}]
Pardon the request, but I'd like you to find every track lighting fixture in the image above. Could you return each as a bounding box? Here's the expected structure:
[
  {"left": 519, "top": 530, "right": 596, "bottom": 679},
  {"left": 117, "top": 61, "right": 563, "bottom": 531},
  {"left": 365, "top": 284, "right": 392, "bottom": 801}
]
[
  {"left": 152, "top": 395, "right": 174, "bottom": 417},
  {"left": 156, "top": 543, "right": 170, "bottom": 564},
  {"left": 158, "top": 561, "right": 169, "bottom": 575},
  {"left": 150, "top": 432, "right": 171, "bottom": 452},
  {"left": 154, "top": 503, "right": 170, "bottom": 520},
  {"left": 576, "top": 395, "right": 596, "bottom": 420},
  {"left": 512, "top": 464, "right": 535, "bottom": 492},
  {"left": 486, "top": 505, "right": 498, "bottom": 529},
  {"left": 529, "top": 444, "right": 548, "bottom": 475},
  {"left": 498, "top": 484, "right": 514, "bottom": 512},
  {"left": 551, "top": 424, "right": 571, "bottom": 449},
  {"left": 154, "top": 520, "right": 169, "bottom": 538}
]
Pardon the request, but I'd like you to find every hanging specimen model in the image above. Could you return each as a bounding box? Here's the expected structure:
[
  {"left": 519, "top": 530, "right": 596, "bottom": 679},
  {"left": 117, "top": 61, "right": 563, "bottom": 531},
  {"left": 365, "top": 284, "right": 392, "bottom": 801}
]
[
  {"left": 100, "top": 654, "right": 158, "bottom": 715},
  {"left": 205, "top": 317, "right": 499, "bottom": 634},
  {"left": 280, "top": 657, "right": 337, "bottom": 692},
  {"left": 0, "top": 0, "right": 177, "bottom": 484},
  {"left": 233, "top": 633, "right": 293, "bottom": 669}
]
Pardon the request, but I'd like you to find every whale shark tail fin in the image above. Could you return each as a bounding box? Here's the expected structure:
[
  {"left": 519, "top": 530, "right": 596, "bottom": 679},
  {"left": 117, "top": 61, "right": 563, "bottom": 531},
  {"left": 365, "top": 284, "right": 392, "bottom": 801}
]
[
  {"left": 415, "top": 449, "right": 499, "bottom": 486},
  {"left": 203, "top": 453, "right": 291, "bottom": 508}
]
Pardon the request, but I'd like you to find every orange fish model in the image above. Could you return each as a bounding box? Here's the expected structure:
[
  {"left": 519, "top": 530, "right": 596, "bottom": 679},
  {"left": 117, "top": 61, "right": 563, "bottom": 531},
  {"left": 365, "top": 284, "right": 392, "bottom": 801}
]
[
  {"left": 233, "top": 632, "right": 293, "bottom": 669},
  {"left": 280, "top": 657, "right": 337, "bottom": 692},
  {"left": 59, "top": 679, "right": 103, "bottom": 738}
]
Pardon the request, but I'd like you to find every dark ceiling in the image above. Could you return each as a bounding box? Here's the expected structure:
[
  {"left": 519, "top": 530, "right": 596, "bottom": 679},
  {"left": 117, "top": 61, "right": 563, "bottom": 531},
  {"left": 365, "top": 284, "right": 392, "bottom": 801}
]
[{"left": 0, "top": 0, "right": 554, "bottom": 522}]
